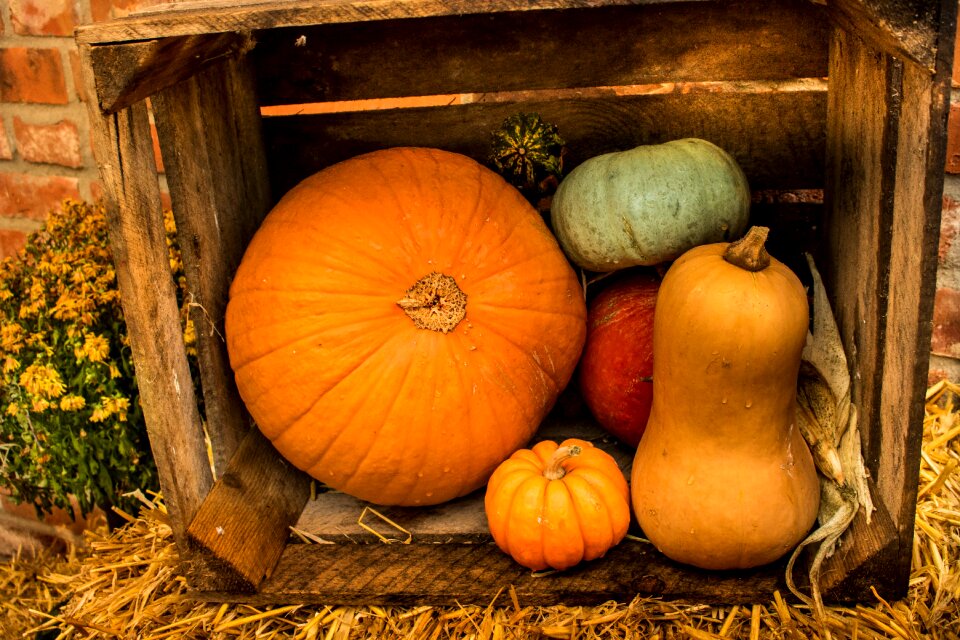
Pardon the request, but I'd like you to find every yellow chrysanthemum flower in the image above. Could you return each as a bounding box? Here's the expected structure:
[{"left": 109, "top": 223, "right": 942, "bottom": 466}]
[
  {"left": 74, "top": 333, "right": 110, "bottom": 363},
  {"left": 59, "top": 395, "right": 86, "bottom": 411},
  {"left": 19, "top": 363, "right": 65, "bottom": 399},
  {"left": 3, "top": 356, "right": 20, "bottom": 376},
  {"left": 5, "top": 402, "right": 19, "bottom": 416},
  {"left": 0, "top": 323, "right": 24, "bottom": 353},
  {"left": 89, "top": 404, "right": 109, "bottom": 423}
]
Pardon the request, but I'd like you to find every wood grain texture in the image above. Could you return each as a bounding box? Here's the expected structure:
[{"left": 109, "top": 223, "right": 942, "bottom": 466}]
[
  {"left": 249, "top": 1, "right": 827, "bottom": 106},
  {"left": 88, "top": 33, "right": 250, "bottom": 115},
  {"left": 822, "top": 27, "right": 895, "bottom": 516},
  {"left": 76, "top": 0, "right": 708, "bottom": 44},
  {"left": 78, "top": 45, "right": 213, "bottom": 548},
  {"left": 823, "top": 4, "right": 955, "bottom": 596},
  {"left": 186, "top": 427, "right": 311, "bottom": 593},
  {"left": 193, "top": 541, "right": 789, "bottom": 606},
  {"left": 262, "top": 89, "right": 827, "bottom": 197},
  {"left": 152, "top": 56, "right": 272, "bottom": 475},
  {"left": 827, "top": 0, "right": 940, "bottom": 69}
]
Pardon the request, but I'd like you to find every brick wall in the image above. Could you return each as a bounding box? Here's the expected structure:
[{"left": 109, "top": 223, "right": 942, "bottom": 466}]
[
  {"left": 1, "top": 2, "right": 959, "bottom": 382},
  {"left": 0, "top": 0, "right": 165, "bottom": 254}
]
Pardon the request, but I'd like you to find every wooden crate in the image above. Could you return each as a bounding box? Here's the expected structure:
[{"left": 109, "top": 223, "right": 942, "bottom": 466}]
[{"left": 76, "top": 0, "right": 956, "bottom": 605}]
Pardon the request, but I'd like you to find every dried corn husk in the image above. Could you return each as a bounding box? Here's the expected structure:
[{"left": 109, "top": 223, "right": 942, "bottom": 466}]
[{"left": 786, "top": 254, "right": 875, "bottom": 620}]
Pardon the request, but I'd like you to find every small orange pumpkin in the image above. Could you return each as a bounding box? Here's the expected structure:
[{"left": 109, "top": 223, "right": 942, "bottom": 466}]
[
  {"left": 484, "top": 438, "right": 630, "bottom": 570},
  {"left": 226, "top": 148, "right": 586, "bottom": 506}
]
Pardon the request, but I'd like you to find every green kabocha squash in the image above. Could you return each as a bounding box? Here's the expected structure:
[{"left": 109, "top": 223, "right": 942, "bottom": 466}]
[
  {"left": 551, "top": 138, "right": 751, "bottom": 272},
  {"left": 489, "top": 112, "right": 566, "bottom": 204}
]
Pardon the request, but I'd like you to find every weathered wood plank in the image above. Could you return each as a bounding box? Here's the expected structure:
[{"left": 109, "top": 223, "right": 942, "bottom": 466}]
[
  {"left": 250, "top": 1, "right": 827, "bottom": 106},
  {"left": 88, "top": 33, "right": 249, "bottom": 115},
  {"left": 186, "top": 428, "right": 311, "bottom": 593},
  {"left": 822, "top": 27, "right": 895, "bottom": 513},
  {"left": 262, "top": 89, "right": 827, "bottom": 198},
  {"left": 822, "top": 3, "right": 955, "bottom": 595},
  {"left": 875, "top": 13, "right": 955, "bottom": 583},
  {"left": 194, "top": 540, "right": 789, "bottom": 606},
  {"left": 78, "top": 45, "right": 213, "bottom": 547},
  {"left": 152, "top": 56, "right": 272, "bottom": 475},
  {"left": 76, "top": 0, "right": 708, "bottom": 44},
  {"left": 826, "top": 0, "right": 941, "bottom": 70}
]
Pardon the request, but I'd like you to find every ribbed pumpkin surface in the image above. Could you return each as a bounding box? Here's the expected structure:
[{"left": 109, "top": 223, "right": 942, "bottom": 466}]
[{"left": 225, "top": 147, "right": 587, "bottom": 506}]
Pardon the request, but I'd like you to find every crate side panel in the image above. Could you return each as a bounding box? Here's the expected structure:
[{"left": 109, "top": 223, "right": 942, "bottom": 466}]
[
  {"left": 823, "top": 22, "right": 950, "bottom": 596},
  {"left": 822, "top": 27, "right": 895, "bottom": 499},
  {"left": 262, "top": 89, "right": 827, "bottom": 198},
  {"left": 76, "top": 0, "right": 739, "bottom": 44},
  {"left": 152, "top": 55, "right": 272, "bottom": 474},
  {"left": 877, "top": 36, "right": 954, "bottom": 582},
  {"left": 251, "top": 1, "right": 828, "bottom": 106},
  {"left": 79, "top": 47, "right": 213, "bottom": 545}
]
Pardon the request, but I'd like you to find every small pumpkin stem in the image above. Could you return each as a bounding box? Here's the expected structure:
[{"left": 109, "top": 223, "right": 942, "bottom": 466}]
[
  {"left": 723, "top": 226, "right": 771, "bottom": 272},
  {"left": 543, "top": 444, "right": 582, "bottom": 480}
]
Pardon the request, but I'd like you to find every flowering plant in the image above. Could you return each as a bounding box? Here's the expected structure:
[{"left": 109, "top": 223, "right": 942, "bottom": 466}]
[{"left": 0, "top": 200, "right": 194, "bottom": 517}]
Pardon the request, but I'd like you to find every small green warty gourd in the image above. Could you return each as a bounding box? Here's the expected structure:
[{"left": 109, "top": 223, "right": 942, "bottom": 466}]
[
  {"left": 489, "top": 113, "right": 566, "bottom": 203},
  {"left": 550, "top": 138, "right": 751, "bottom": 272}
]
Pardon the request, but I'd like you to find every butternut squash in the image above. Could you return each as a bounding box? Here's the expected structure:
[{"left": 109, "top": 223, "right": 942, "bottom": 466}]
[{"left": 630, "top": 226, "right": 820, "bottom": 570}]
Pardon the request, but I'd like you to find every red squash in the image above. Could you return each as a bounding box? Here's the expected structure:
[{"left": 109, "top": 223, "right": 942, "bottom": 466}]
[{"left": 579, "top": 272, "right": 660, "bottom": 447}]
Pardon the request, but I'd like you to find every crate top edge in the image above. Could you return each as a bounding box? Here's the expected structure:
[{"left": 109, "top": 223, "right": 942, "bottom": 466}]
[{"left": 75, "top": 0, "right": 707, "bottom": 45}]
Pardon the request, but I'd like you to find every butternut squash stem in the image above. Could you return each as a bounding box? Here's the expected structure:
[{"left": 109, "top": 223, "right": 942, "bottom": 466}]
[
  {"left": 723, "top": 226, "right": 771, "bottom": 272},
  {"left": 543, "top": 445, "right": 582, "bottom": 480}
]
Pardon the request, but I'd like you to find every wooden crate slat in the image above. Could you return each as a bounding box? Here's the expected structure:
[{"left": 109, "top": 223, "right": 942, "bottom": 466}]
[
  {"left": 89, "top": 33, "right": 249, "bottom": 115},
  {"left": 822, "top": 14, "right": 954, "bottom": 595},
  {"left": 193, "top": 541, "right": 790, "bottom": 606},
  {"left": 186, "top": 427, "right": 311, "bottom": 592},
  {"left": 262, "top": 88, "right": 827, "bottom": 198},
  {"left": 78, "top": 46, "right": 213, "bottom": 546},
  {"left": 823, "top": 27, "right": 897, "bottom": 512},
  {"left": 152, "top": 55, "right": 272, "bottom": 474},
  {"left": 76, "top": 0, "right": 710, "bottom": 44},
  {"left": 250, "top": 1, "right": 827, "bottom": 106},
  {"left": 877, "top": 39, "right": 954, "bottom": 581}
]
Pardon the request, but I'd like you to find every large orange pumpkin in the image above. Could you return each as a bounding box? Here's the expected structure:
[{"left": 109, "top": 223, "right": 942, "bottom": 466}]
[{"left": 225, "top": 147, "right": 587, "bottom": 506}]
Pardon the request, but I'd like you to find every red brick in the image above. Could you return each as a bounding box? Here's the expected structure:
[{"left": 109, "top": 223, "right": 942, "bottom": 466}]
[
  {"left": 91, "top": 0, "right": 163, "bottom": 22},
  {"left": 0, "top": 173, "right": 80, "bottom": 220},
  {"left": 931, "top": 287, "right": 960, "bottom": 358},
  {"left": 69, "top": 49, "right": 85, "bottom": 102},
  {"left": 0, "top": 48, "right": 68, "bottom": 104},
  {"left": 949, "top": 103, "right": 960, "bottom": 173},
  {"left": 0, "top": 229, "right": 28, "bottom": 259},
  {"left": 941, "top": 192, "right": 960, "bottom": 265},
  {"left": 9, "top": 0, "right": 77, "bottom": 36},
  {"left": 0, "top": 120, "right": 12, "bottom": 160},
  {"left": 13, "top": 117, "right": 83, "bottom": 168}
]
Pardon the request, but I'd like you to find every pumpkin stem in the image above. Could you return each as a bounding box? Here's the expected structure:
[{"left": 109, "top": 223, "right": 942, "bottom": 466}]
[
  {"left": 397, "top": 272, "right": 467, "bottom": 333},
  {"left": 723, "top": 226, "right": 771, "bottom": 272},
  {"left": 543, "top": 444, "right": 582, "bottom": 480}
]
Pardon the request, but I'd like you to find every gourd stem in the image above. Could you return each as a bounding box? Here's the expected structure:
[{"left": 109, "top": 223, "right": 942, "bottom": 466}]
[
  {"left": 723, "top": 226, "right": 771, "bottom": 272},
  {"left": 543, "top": 445, "right": 582, "bottom": 480}
]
